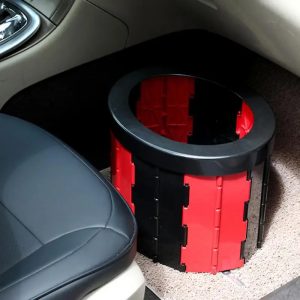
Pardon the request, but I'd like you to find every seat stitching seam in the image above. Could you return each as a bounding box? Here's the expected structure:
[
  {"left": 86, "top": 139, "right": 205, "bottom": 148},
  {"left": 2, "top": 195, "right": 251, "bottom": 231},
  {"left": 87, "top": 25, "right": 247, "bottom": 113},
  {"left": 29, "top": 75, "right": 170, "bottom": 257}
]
[
  {"left": 105, "top": 226, "right": 131, "bottom": 240},
  {"left": 0, "top": 227, "right": 104, "bottom": 275},
  {"left": 0, "top": 227, "right": 131, "bottom": 293},
  {"left": 33, "top": 228, "right": 134, "bottom": 299},
  {"left": 0, "top": 226, "right": 104, "bottom": 293},
  {"left": 0, "top": 202, "right": 43, "bottom": 245}
]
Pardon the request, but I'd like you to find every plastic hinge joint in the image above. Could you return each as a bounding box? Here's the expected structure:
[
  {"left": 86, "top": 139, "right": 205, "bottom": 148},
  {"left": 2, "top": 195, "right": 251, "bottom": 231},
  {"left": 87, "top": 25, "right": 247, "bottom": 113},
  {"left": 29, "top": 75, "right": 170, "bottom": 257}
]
[
  {"left": 183, "top": 184, "right": 190, "bottom": 207},
  {"left": 182, "top": 224, "right": 188, "bottom": 247}
]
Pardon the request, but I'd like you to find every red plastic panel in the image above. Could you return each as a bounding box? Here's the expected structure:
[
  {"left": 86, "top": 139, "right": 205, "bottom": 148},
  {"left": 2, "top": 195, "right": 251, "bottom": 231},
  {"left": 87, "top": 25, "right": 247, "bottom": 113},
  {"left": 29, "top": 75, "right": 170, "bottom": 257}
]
[
  {"left": 136, "top": 76, "right": 194, "bottom": 143},
  {"left": 236, "top": 101, "right": 254, "bottom": 139},
  {"left": 217, "top": 173, "right": 250, "bottom": 272},
  {"left": 111, "top": 134, "right": 135, "bottom": 212},
  {"left": 181, "top": 173, "right": 250, "bottom": 274},
  {"left": 181, "top": 176, "right": 220, "bottom": 273}
]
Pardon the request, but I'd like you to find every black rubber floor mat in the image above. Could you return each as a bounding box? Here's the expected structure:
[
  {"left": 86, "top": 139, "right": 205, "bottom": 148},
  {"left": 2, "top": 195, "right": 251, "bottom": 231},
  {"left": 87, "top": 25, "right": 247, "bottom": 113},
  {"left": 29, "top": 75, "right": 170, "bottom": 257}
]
[
  {"left": 2, "top": 30, "right": 256, "bottom": 170},
  {"left": 262, "top": 277, "right": 300, "bottom": 300},
  {"left": 144, "top": 287, "right": 161, "bottom": 300}
]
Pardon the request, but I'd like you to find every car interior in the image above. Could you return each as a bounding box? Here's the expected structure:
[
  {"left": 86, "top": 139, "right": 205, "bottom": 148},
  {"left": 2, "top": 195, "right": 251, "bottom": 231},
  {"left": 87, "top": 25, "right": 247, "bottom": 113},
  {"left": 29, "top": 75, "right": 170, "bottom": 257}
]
[{"left": 0, "top": 0, "right": 299, "bottom": 299}]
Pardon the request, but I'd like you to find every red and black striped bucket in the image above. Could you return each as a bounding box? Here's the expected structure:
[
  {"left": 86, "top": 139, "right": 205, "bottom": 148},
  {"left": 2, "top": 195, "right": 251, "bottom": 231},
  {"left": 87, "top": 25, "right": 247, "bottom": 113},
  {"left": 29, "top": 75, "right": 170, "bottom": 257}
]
[{"left": 109, "top": 68, "right": 275, "bottom": 274}]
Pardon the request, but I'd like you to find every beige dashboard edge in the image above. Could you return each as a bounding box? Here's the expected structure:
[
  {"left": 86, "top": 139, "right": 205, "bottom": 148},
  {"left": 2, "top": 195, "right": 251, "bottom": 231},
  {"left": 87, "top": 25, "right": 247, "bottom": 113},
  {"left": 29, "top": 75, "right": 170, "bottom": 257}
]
[{"left": 0, "top": 0, "right": 128, "bottom": 108}]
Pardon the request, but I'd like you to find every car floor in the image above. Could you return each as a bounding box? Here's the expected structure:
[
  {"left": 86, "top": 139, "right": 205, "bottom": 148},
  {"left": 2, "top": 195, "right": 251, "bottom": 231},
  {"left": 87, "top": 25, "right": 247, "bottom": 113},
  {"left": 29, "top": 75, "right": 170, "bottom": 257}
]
[
  {"left": 3, "top": 30, "right": 300, "bottom": 300},
  {"left": 135, "top": 57, "right": 300, "bottom": 300},
  {"left": 101, "top": 56, "right": 300, "bottom": 300}
]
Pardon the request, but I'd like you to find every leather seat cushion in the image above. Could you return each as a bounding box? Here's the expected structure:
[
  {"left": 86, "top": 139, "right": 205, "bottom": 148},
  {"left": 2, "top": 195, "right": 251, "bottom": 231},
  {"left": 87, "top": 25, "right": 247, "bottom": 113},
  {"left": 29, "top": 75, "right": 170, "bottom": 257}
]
[{"left": 0, "top": 113, "right": 137, "bottom": 299}]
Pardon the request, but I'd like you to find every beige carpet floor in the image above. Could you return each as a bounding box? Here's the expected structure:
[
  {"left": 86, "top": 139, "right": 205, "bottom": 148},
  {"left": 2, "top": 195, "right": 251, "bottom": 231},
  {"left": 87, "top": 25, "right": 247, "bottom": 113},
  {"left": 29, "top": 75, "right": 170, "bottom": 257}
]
[{"left": 103, "top": 58, "right": 300, "bottom": 300}]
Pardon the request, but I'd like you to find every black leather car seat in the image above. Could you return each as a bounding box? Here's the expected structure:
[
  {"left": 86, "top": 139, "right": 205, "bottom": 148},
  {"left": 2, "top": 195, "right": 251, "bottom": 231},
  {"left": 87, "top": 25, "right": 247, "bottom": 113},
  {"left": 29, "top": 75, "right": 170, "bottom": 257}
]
[{"left": 0, "top": 113, "right": 137, "bottom": 299}]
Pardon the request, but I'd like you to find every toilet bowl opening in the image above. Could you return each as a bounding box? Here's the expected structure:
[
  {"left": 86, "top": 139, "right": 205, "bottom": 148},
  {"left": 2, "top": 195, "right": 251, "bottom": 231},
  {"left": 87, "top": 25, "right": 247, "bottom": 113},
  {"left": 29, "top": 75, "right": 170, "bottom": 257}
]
[{"left": 129, "top": 75, "right": 254, "bottom": 145}]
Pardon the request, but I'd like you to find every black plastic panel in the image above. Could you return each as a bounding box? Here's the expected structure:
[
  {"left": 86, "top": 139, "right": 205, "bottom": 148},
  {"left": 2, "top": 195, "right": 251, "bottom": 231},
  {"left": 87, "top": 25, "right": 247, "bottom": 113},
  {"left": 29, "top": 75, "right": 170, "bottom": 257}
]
[
  {"left": 189, "top": 79, "right": 241, "bottom": 145},
  {"left": 133, "top": 156, "right": 186, "bottom": 270}
]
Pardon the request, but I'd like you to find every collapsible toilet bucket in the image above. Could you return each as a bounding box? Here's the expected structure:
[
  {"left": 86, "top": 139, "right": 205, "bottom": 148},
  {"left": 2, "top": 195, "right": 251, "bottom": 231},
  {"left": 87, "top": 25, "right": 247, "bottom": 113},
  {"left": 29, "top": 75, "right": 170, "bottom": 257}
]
[{"left": 109, "top": 68, "right": 275, "bottom": 274}]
